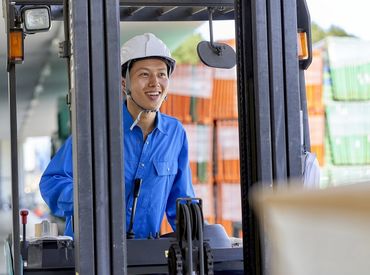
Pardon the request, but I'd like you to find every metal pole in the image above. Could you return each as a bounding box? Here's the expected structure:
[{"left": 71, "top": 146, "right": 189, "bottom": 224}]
[
  {"left": 8, "top": 62, "right": 21, "bottom": 275},
  {"left": 69, "top": 0, "right": 95, "bottom": 273},
  {"left": 234, "top": 0, "right": 262, "bottom": 274},
  {"left": 104, "top": 0, "right": 126, "bottom": 273},
  {"left": 62, "top": 0, "right": 72, "bottom": 110},
  {"left": 5, "top": 1, "right": 22, "bottom": 274},
  {"left": 282, "top": 0, "right": 303, "bottom": 179},
  {"left": 267, "top": 0, "right": 288, "bottom": 184},
  {"left": 299, "top": 70, "right": 311, "bottom": 151},
  {"left": 70, "top": 0, "right": 125, "bottom": 273}
]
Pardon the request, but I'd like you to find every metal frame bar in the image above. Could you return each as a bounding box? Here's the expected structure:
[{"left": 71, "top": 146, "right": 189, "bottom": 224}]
[
  {"left": 70, "top": 0, "right": 125, "bottom": 274},
  {"left": 267, "top": 0, "right": 288, "bottom": 182},
  {"left": 119, "top": 0, "right": 234, "bottom": 5},
  {"left": 234, "top": 1, "right": 261, "bottom": 274},
  {"left": 235, "top": 0, "right": 305, "bottom": 274},
  {"left": 89, "top": 0, "right": 111, "bottom": 273},
  {"left": 119, "top": 6, "right": 233, "bottom": 21},
  {"left": 5, "top": 2, "right": 22, "bottom": 274},
  {"left": 281, "top": 0, "right": 303, "bottom": 178},
  {"left": 299, "top": 70, "right": 311, "bottom": 151},
  {"left": 104, "top": 0, "right": 126, "bottom": 273},
  {"left": 13, "top": 0, "right": 234, "bottom": 6},
  {"left": 250, "top": 0, "right": 273, "bottom": 184},
  {"left": 8, "top": 65, "right": 21, "bottom": 275},
  {"left": 70, "top": 0, "right": 95, "bottom": 273},
  {"left": 297, "top": 0, "right": 312, "bottom": 151},
  {"left": 14, "top": 0, "right": 234, "bottom": 21}
]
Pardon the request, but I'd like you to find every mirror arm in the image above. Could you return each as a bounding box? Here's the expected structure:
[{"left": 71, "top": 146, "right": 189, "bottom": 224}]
[{"left": 207, "top": 7, "right": 222, "bottom": 55}]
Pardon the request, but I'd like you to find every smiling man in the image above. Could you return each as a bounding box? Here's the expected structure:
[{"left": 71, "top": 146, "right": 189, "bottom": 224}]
[{"left": 39, "top": 33, "right": 195, "bottom": 239}]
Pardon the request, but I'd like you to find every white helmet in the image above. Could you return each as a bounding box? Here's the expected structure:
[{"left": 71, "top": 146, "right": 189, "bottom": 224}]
[{"left": 120, "top": 33, "right": 176, "bottom": 76}]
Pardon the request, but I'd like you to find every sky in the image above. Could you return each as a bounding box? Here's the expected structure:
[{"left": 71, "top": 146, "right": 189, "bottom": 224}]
[
  {"left": 306, "top": 0, "right": 370, "bottom": 41},
  {"left": 197, "top": 0, "right": 370, "bottom": 42}
]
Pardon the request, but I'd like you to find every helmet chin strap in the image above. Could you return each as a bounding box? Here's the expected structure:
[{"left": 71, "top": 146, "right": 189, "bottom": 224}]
[
  {"left": 127, "top": 94, "right": 157, "bottom": 131},
  {"left": 125, "top": 66, "right": 163, "bottom": 131}
]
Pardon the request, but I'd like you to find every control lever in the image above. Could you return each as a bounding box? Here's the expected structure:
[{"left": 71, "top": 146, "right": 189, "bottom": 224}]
[
  {"left": 20, "top": 209, "right": 29, "bottom": 261},
  {"left": 127, "top": 178, "right": 142, "bottom": 239}
]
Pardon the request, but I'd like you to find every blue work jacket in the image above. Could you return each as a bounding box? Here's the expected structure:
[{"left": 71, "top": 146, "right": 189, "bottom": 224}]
[{"left": 39, "top": 103, "right": 194, "bottom": 238}]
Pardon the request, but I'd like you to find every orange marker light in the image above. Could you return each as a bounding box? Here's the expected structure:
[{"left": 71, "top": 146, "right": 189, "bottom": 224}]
[
  {"left": 9, "top": 29, "right": 24, "bottom": 63},
  {"left": 297, "top": 31, "right": 308, "bottom": 60}
]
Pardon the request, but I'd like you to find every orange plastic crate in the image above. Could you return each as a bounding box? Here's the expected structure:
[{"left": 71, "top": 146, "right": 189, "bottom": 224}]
[
  {"left": 215, "top": 120, "right": 240, "bottom": 182},
  {"left": 308, "top": 111, "right": 325, "bottom": 166}
]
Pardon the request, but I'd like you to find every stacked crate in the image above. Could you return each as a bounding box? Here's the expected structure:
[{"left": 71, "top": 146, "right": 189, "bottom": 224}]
[
  {"left": 160, "top": 64, "right": 242, "bottom": 235},
  {"left": 211, "top": 39, "right": 242, "bottom": 236},
  {"left": 160, "top": 64, "right": 214, "bottom": 124},
  {"left": 159, "top": 64, "right": 215, "bottom": 234},
  {"left": 326, "top": 101, "right": 370, "bottom": 165},
  {"left": 214, "top": 120, "right": 241, "bottom": 236},
  {"left": 160, "top": 39, "right": 242, "bottom": 236},
  {"left": 305, "top": 49, "right": 325, "bottom": 166},
  {"left": 211, "top": 66, "right": 238, "bottom": 119},
  {"left": 214, "top": 120, "right": 240, "bottom": 182},
  {"left": 323, "top": 37, "right": 370, "bottom": 185}
]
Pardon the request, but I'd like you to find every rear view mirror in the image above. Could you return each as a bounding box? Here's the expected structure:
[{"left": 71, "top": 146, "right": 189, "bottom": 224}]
[
  {"left": 197, "top": 8, "right": 236, "bottom": 69},
  {"left": 21, "top": 6, "right": 51, "bottom": 33},
  {"left": 197, "top": 41, "right": 236, "bottom": 69}
]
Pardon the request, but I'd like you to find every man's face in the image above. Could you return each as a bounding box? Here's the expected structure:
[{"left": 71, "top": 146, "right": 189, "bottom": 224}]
[{"left": 125, "top": 58, "right": 169, "bottom": 110}]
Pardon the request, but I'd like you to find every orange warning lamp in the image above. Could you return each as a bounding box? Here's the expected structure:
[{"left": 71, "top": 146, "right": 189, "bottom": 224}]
[
  {"left": 297, "top": 31, "right": 309, "bottom": 60},
  {"left": 9, "top": 28, "right": 24, "bottom": 63}
]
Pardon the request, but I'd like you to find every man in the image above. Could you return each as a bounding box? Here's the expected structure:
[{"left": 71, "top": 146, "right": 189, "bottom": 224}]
[{"left": 40, "top": 33, "right": 195, "bottom": 239}]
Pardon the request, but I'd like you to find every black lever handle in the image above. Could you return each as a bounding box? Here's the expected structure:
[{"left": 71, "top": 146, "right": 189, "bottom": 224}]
[
  {"left": 133, "top": 178, "right": 142, "bottom": 198},
  {"left": 127, "top": 178, "right": 142, "bottom": 239}
]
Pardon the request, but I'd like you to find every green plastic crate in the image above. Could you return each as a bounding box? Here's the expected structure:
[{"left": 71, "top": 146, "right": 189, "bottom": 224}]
[
  {"left": 326, "top": 37, "right": 370, "bottom": 101},
  {"left": 328, "top": 165, "right": 370, "bottom": 186},
  {"left": 330, "top": 63, "right": 370, "bottom": 100},
  {"left": 326, "top": 101, "right": 370, "bottom": 165}
]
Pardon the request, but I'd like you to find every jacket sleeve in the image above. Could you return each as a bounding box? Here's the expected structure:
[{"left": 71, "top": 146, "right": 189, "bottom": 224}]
[
  {"left": 39, "top": 136, "right": 74, "bottom": 218},
  {"left": 166, "top": 130, "right": 195, "bottom": 230}
]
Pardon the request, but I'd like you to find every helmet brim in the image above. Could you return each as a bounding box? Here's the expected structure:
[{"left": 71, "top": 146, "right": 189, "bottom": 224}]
[{"left": 121, "top": 56, "right": 176, "bottom": 77}]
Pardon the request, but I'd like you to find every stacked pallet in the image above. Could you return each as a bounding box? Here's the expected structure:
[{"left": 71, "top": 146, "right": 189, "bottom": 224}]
[
  {"left": 211, "top": 40, "right": 241, "bottom": 236},
  {"left": 161, "top": 64, "right": 214, "bottom": 123},
  {"left": 161, "top": 39, "right": 242, "bottom": 236},
  {"left": 211, "top": 70, "right": 238, "bottom": 119},
  {"left": 307, "top": 37, "right": 370, "bottom": 187},
  {"left": 326, "top": 101, "right": 370, "bottom": 165},
  {"left": 216, "top": 182, "right": 242, "bottom": 237},
  {"left": 160, "top": 64, "right": 215, "bottom": 234},
  {"left": 159, "top": 123, "right": 215, "bottom": 234},
  {"left": 211, "top": 39, "right": 238, "bottom": 120},
  {"left": 325, "top": 37, "right": 370, "bottom": 168},
  {"left": 184, "top": 124, "right": 213, "bottom": 184},
  {"left": 305, "top": 49, "right": 325, "bottom": 166},
  {"left": 214, "top": 120, "right": 240, "bottom": 182},
  {"left": 160, "top": 94, "right": 192, "bottom": 123},
  {"left": 214, "top": 120, "right": 241, "bottom": 236}
]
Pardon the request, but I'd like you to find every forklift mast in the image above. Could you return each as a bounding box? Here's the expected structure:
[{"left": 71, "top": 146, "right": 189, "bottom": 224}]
[{"left": 3, "top": 0, "right": 312, "bottom": 274}]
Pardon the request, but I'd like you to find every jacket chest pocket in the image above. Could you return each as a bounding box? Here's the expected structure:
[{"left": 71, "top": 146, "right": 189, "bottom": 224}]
[{"left": 153, "top": 160, "right": 178, "bottom": 176}]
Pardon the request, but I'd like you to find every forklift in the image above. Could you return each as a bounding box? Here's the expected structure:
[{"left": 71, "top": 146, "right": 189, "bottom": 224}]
[{"left": 3, "top": 0, "right": 312, "bottom": 274}]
